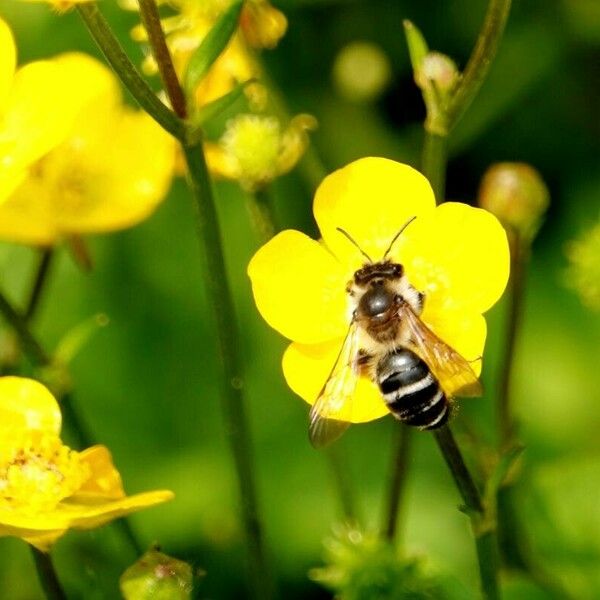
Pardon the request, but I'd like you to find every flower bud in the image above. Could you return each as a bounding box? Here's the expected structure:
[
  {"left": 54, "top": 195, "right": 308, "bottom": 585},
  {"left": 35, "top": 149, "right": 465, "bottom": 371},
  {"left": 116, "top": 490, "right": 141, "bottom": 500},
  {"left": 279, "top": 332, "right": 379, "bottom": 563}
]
[
  {"left": 240, "top": 1, "right": 288, "bottom": 49},
  {"left": 332, "top": 41, "right": 392, "bottom": 103},
  {"left": 415, "top": 52, "right": 459, "bottom": 95},
  {"left": 478, "top": 163, "right": 549, "bottom": 240},
  {"left": 120, "top": 548, "right": 194, "bottom": 600},
  {"left": 565, "top": 220, "right": 600, "bottom": 311}
]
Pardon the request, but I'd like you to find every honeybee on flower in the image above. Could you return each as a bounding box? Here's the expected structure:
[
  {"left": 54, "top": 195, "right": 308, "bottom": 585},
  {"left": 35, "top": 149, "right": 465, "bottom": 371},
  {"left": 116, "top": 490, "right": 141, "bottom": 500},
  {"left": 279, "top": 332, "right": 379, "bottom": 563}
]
[{"left": 248, "top": 158, "right": 509, "bottom": 443}]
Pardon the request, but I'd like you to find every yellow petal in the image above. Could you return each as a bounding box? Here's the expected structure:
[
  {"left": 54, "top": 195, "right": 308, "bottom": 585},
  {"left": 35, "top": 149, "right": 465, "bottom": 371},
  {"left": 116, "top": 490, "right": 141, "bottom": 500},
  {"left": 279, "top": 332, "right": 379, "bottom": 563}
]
[
  {"left": 75, "top": 445, "right": 125, "bottom": 500},
  {"left": 61, "top": 490, "right": 174, "bottom": 531},
  {"left": 398, "top": 202, "right": 510, "bottom": 314},
  {"left": 248, "top": 230, "right": 350, "bottom": 344},
  {"left": 0, "top": 176, "right": 57, "bottom": 245},
  {"left": 0, "top": 377, "right": 61, "bottom": 437},
  {"left": 282, "top": 340, "right": 389, "bottom": 423},
  {"left": 0, "top": 18, "right": 16, "bottom": 109},
  {"left": 2, "top": 61, "right": 79, "bottom": 166},
  {"left": 53, "top": 109, "right": 175, "bottom": 234},
  {"left": 23, "top": 531, "right": 67, "bottom": 552},
  {"left": 313, "top": 158, "right": 436, "bottom": 267}
]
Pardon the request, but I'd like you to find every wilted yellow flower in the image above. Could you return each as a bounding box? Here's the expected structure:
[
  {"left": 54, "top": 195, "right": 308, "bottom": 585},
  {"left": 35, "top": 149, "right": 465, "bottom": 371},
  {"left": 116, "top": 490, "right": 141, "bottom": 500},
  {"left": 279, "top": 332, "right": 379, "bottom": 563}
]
[
  {"left": 0, "top": 53, "right": 175, "bottom": 246},
  {"left": 0, "top": 377, "right": 173, "bottom": 551},
  {"left": 205, "top": 113, "right": 316, "bottom": 191},
  {"left": 0, "top": 18, "right": 85, "bottom": 202},
  {"left": 248, "top": 158, "right": 509, "bottom": 423}
]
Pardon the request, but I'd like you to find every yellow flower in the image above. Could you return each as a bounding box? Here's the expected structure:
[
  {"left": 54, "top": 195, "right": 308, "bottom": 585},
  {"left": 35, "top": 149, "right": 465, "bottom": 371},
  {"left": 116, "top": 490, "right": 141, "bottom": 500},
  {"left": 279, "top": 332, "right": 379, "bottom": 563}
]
[
  {"left": 0, "top": 53, "right": 175, "bottom": 246},
  {"left": 0, "top": 377, "right": 173, "bottom": 552},
  {"left": 248, "top": 158, "right": 509, "bottom": 423},
  {"left": 205, "top": 113, "right": 317, "bottom": 191},
  {"left": 0, "top": 19, "right": 86, "bottom": 202}
]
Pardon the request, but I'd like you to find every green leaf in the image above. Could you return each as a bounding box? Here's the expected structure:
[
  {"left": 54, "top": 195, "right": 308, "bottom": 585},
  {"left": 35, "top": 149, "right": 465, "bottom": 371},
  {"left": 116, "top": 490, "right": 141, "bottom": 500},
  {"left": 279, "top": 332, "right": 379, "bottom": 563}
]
[
  {"left": 187, "top": 78, "right": 256, "bottom": 142},
  {"left": 183, "top": 1, "right": 244, "bottom": 97},
  {"left": 403, "top": 20, "right": 429, "bottom": 75}
]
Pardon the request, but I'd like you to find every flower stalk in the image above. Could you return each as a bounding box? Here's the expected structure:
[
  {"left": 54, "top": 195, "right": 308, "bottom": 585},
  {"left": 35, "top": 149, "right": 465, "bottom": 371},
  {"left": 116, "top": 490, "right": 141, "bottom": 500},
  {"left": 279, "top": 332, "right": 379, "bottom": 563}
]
[
  {"left": 31, "top": 547, "right": 67, "bottom": 600},
  {"left": 25, "top": 248, "right": 54, "bottom": 322},
  {"left": 246, "top": 187, "right": 277, "bottom": 243},
  {"left": 76, "top": 3, "right": 184, "bottom": 139},
  {"left": 433, "top": 426, "right": 499, "bottom": 600}
]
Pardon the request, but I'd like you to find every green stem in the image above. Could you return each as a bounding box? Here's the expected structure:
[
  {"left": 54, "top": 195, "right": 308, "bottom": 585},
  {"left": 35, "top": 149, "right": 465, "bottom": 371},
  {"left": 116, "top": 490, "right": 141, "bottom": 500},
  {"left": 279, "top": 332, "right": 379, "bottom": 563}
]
[
  {"left": 137, "top": 0, "right": 187, "bottom": 118},
  {"left": 433, "top": 426, "right": 499, "bottom": 600},
  {"left": 182, "top": 142, "right": 273, "bottom": 600},
  {"left": 31, "top": 548, "right": 67, "bottom": 600},
  {"left": 421, "top": 132, "right": 448, "bottom": 202},
  {"left": 246, "top": 187, "right": 277, "bottom": 243},
  {"left": 326, "top": 445, "right": 358, "bottom": 523},
  {"left": 382, "top": 426, "right": 412, "bottom": 541},
  {"left": 76, "top": 4, "right": 184, "bottom": 139},
  {"left": 497, "top": 231, "right": 526, "bottom": 449},
  {"left": 0, "top": 290, "right": 49, "bottom": 366},
  {"left": 446, "top": 0, "right": 512, "bottom": 131},
  {"left": 25, "top": 248, "right": 54, "bottom": 322}
]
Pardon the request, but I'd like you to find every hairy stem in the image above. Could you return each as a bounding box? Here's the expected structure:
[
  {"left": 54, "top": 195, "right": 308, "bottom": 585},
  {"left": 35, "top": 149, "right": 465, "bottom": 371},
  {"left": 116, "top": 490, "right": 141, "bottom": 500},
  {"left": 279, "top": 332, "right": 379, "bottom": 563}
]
[
  {"left": 137, "top": 0, "right": 187, "bottom": 118},
  {"left": 421, "top": 132, "right": 448, "bottom": 203},
  {"left": 434, "top": 426, "right": 499, "bottom": 600},
  {"left": 76, "top": 4, "right": 184, "bottom": 138},
  {"left": 31, "top": 548, "right": 67, "bottom": 600},
  {"left": 382, "top": 426, "right": 412, "bottom": 541},
  {"left": 446, "top": 0, "right": 512, "bottom": 131}
]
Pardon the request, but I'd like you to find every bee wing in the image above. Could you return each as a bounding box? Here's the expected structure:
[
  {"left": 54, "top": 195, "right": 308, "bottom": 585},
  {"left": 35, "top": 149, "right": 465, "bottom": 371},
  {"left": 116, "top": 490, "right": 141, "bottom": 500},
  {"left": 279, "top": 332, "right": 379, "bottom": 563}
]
[
  {"left": 308, "top": 320, "right": 362, "bottom": 448},
  {"left": 399, "top": 303, "right": 483, "bottom": 398}
]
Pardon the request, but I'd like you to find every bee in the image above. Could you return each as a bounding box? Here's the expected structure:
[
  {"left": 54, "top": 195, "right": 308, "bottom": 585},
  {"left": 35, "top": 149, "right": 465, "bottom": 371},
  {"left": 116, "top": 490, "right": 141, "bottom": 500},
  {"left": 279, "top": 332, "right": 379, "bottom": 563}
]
[{"left": 309, "top": 217, "right": 482, "bottom": 448}]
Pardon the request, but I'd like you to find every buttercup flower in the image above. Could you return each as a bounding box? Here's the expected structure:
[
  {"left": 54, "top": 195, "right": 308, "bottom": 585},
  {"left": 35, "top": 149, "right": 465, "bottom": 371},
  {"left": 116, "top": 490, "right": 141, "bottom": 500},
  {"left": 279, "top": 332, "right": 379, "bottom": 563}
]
[
  {"left": 18, "top": 0, "right": 94, "bottom": 12},
  {"left": 0, "top": 18, "right": 85, "bottom": 202},
  {"left": 0, "top": 53, "right": 175, "bottom": 246},
  {"left": 248, "top": 158, "right": 509, "bottom": 422},
  {"left": 0, "top": 377, "right": 173, "bottom": 551}
]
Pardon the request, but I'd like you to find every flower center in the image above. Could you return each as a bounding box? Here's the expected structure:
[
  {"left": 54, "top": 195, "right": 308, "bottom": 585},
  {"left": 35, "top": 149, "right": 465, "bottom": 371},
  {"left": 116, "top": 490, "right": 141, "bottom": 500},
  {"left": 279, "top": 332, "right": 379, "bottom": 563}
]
[{"left": 0, "top": 431, "right": 90, "bottom": 513}]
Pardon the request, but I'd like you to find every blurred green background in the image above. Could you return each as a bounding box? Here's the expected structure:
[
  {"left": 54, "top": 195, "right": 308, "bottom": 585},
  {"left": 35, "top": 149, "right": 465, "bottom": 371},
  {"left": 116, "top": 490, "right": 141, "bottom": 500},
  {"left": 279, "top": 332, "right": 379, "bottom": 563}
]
[{"left": 0, "top": 0, "right": 599, "bottom": 598}]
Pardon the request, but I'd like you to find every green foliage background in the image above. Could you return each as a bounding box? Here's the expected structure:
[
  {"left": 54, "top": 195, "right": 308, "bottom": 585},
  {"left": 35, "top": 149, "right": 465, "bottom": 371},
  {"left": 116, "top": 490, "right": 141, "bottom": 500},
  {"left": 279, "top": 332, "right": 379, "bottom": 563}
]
[{"left": 0, "top": 0, "right": 599, "bottom": 598}]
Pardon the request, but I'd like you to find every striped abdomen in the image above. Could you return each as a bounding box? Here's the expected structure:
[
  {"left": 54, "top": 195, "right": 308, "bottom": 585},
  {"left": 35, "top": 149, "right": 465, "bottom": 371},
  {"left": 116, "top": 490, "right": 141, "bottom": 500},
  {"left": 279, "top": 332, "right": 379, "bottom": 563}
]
[{"left": 376, "top": 348, "right": 449, "bottom": 429}]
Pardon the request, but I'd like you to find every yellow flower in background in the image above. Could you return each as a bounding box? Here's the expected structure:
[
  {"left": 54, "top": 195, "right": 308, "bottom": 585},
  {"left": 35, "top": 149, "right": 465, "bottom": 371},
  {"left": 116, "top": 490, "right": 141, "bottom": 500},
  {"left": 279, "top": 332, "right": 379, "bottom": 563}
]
[
  {"left": 205, "top": 113, "right": 317, "bottom": 191},
  {"left": 0, "top": 18, "right": 85, "bottom": 203},
  {"left": 0, "top": 377, "right": 173, "bottom": 551},
  {"left": 0, "top": 53, "right": 175, "bottom": 246},
  {"left": 128, "top": 0, "right": 285, "bottom": 110},
  {"left": 248, "top": 158, "right": 509, "bottom": 422}
]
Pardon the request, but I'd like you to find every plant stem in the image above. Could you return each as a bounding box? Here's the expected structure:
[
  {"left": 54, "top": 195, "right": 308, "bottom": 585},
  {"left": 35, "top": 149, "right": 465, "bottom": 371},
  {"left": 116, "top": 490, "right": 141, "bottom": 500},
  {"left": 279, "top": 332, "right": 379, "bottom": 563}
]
[
  {"left": 326, "top": 445, "right": 357, "bottom": 523},
  {"left": 0, "top": 291, "right": 49, "bottom": 366},
  {"left": 137, "top": 0, "right": 187, "bottom": 118},
  {"left": 433, "top": 426, "right": 499, "bottom": 600},
  {"left": 497, "top": 231, "right": 526, "bottom": 448},
  {"left": 31, "top": 548, "right": 67, "bottom": 600},
  {"left": 25, "top": 248, "right": 54, "bottom": 322},
  {"left": 421, "top": 132, "right": 447, "bottom": 202},
  {"left": 382, "top": 426, "right": 412, "bottom": 541},
  {"left": 76, "top": 4, "right": 184, "bottom": 139},
  {"left": 446, "top": 0, "right": 512, "bottom": 131},
  {"left": 182, "top": 141, "right": 273, "bottom": 600},
  {"left": 246, "top": 187, "right": 277, "bottom": 243}
]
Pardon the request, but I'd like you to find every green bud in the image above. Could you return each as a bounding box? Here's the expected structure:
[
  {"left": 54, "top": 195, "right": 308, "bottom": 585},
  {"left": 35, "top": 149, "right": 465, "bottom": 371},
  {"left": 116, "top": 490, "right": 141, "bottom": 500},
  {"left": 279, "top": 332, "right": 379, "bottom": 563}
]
[
  {"left": 565, "top": 219, "right": 600, "bottom": 311},
  {"left": 415, "top": 52, "right": 459, "bottom": 95},
  {"left": 478, "top": 163, "right": 549, "bottom": 240},
  {"left": 120, "top": 548, "right": 194, "bottom": 600}
]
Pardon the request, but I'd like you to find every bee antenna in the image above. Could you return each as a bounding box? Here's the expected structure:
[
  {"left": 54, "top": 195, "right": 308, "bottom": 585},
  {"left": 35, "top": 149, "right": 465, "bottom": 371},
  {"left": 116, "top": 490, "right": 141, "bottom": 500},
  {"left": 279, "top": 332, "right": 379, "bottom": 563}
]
[
  {"left": 383, "top": 216, "right": 417, "bottom": 260},
  {"left": 336, "top": 227, "right": 373, "bottom": 263}
]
